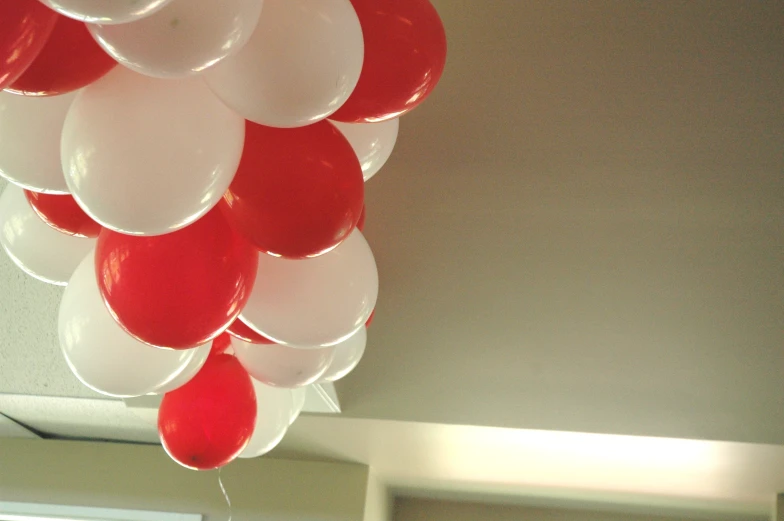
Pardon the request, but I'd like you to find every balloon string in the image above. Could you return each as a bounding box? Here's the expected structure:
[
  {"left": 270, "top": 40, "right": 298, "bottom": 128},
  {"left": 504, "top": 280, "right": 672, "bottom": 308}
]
[{"left": 218, "top": 468, "right": 233, "bottom": 521}]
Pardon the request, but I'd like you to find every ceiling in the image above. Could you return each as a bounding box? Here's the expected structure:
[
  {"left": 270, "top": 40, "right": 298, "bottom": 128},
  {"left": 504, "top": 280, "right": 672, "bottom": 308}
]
[{"left": 0, "top": 0, "right": 782, "bottom": 516}]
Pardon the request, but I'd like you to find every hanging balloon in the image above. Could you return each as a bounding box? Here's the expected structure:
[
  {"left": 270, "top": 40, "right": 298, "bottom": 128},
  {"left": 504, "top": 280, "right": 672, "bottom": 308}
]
[
  {"left": 95, "top": 206, "right": 258, "bottom": 349},
  {"left": 290, "top": 387, "right": 306, "bottom": 425},
  {"left": 89, "top": 0, "right": 264, "bottom": 78},
  {"left": 150, "top": 342, "right": 212, "bottom": 395},
  {"left": 61, "top": 67, "right": 244, "bottom": 236},
  {"left": 240, "top": 230, "right": 378, "bottom": 347},
  {"left": 205, "top": 0, "right": 364, "bottom": 128},
  {"left": 319, "top": 327, "right": 367, "bottom": 383},
  {"left": 159, "top": 353, "right": 256, "bottom": 470},
  {"left": 223, "top": 121, "right": 364, "bottom": 259},
  {"left": 59, "top": 253, "right": 198, "bottom": 397},
  {"left": 5, "top": 15, "right": 116, "bottom": 96},
  {"left": 239, "top": 379, "right": 293, "bottom": 458},
  {"left": 330, "top": 119, "right": 399, "bottom": 181},
  {"left": 227, "top": 318, "right": 274, "bottom": 345},
  {"left": 0, "top": 185, "right": 94, "bottom": 285},
  {"left": 0, "top": 90, "right": 75, "bottom": 194},
  {"left": 357, "top": 206, "right": 366, "bottom": 233},
  {"left": 25, "top": 191, "right": 101, "bottom": 238},
  {"left": 0, "top": 0, "right": 57, "bottom": 89},
  {"left": 39, "top": 0, "right": 174, "bottom": 25},
  {"left": 330, "top": 0, "right": 447, "bottom": 123},
  {"left": 233, "top": 338, "right": 336, "bottom": 388}
]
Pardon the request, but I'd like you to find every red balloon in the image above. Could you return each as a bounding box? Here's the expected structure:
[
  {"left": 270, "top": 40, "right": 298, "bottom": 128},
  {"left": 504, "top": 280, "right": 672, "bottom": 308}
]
[
  {"left": 222, "top": 121, "right": 364, "bottom": 259},
  {"left": 159, "top": 353, "right": 256, "bottom": 470},
  {"left": 95, "top": 206, "right": 258, "bottom": 349},
  {"left": 357, "top": 205, "right": 366, "bottom": 233},
  {"left": 6, "top": 15, "right": 116, "bottom": 96},
  {"left": 24, "top": 190, "right": 102, "bottom": 238},
  {"left": 0, "top": 0, "right": 57, "bottom": 89},
  {"left": 226, "top": 318, "right": 275, "bottom": 345},
  {"left": 330, "top": 0, "right": 447, "bottom": 123},
  {"left": 211, "top": 333, "right": 233, "bottom": 356},
  {"left": 365, "top": 309, "right": 375, "bottom": 328}
]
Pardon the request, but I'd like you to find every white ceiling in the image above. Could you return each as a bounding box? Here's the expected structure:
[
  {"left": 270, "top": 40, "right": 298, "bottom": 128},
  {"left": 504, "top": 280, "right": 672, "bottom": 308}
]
[{"left": 0, "top": 0, "right": 783, "bottom": 514}]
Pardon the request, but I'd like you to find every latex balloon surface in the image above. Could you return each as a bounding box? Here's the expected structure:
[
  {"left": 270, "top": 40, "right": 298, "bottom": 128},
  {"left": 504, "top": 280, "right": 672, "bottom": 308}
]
[
  {"left": 239, "top": 379, "right": 292, "bottom": 458},
  {"left": 25, "top": 191, "right": 101, "bottom": 238},
  {"left": 205, "top": 0, "right": 363, "bottom": 128},
  {"left": 330, "top": 119, "right": 399, "bottom": 181},
  {"left": 39, "top": 0, "right": 174, "bottom": 24},
  {"left": 223, "top": 120, "right": 364, "bottom": 258},
  {"left": 59, "top": 253, "right": 196, "bottom": 397},
  {"left": 240, "top": 230, "right": 377, "bottom": 347},
  {"left": 89, "top": 0, "right": 263, "bottom": 78},
  {"left": 0, "top": 185, "right": 94, "bottom": 285},
  {"left": 96, "top": 207, "right": 258, "bottom": 349},
  {"left": 0, "top": 0, "right": 57, "bottom": 89},
  {"left": 61, "top": 67, "right": 245, "bottom": 236},
  {"left": 226, "top": 318, "right": 274, "bottom": 345},
  {"left": 233, "top": 338, "right": 335, "bottom": 388},
  {"left": 319, "top": 327, "right": 367, "bottom": 382},
  {"left": 330, "top": 0, "right": 446, "bottom": 123},
  {"left": 6, "top": 14, "right": 116, "bottom": 96},
  {"left": 0, "top": 90, "right": 76, "bottom": 194},
  {"left": 159, "top": 353, "right": 256, "bottom": 470}
]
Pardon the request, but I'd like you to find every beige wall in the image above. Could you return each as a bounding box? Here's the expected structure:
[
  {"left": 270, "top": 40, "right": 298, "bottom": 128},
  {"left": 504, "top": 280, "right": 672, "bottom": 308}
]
[
  {"left": 0, "top": 438, "right": 369, "bottom": 521},
  {"left": 393, "top": 498, "right": 756, "bottom": 521}
]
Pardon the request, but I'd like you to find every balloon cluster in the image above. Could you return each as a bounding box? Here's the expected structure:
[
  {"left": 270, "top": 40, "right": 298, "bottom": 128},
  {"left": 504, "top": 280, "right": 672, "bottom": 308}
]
[{"left": 0, "top": 0, "right": 446, "bottom": 470}]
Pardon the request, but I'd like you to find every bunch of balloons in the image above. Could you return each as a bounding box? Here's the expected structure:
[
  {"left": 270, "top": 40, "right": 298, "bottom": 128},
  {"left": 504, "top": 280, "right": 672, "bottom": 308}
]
[{"left": 0, "top": 0, "right": 446, "bottom": 470}]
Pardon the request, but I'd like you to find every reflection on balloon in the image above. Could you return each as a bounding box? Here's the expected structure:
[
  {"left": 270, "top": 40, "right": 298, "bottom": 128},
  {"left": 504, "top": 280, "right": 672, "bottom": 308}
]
[
  {"left": 151, "top": 341, "right": 212, "bottom": 395},
  {"left": 39, "top": 0, "right": 174, "bottom": 25},
  {"left": 330, "top": 0, "right": 447, "bottom": 123},
  {"left": 159, "top": 353, "right": 256, "bottom": 470},
  {"left": 89, "top": 0, "right": 264, "bottom": 78},
  {"left": 0, "top": 0, "right": 57, "bottom": 89},
  {"left": 0, "top": 90, "right": 76, "bottom": 194},
  {"left": 59, "top": 253, "right": 196, "bottom": 397},
  {"left": 223, "top": 120, "right": 364, "bottom": 258},
  {"left": 205, "top": 0, "right": 364, "bottom": 128},
  {"left": 240, "top": 230, "right": 378, "bottom": 347},
  {"left": 25, "top": 191, "right": 101, "bottom": 238},
  {"left": 319, "top": 327, "right": 367, "bottom": 382},
  {"left": 61, "top": 67, "right": 245, "bottom": 236},
  {"left": 330, "top": 119, "right": 399, "bottom": 181},
  {"left": 227, "top": 318, "right": 274, "bottom": 345},
  {"left": 239, "top": 379, "right": 292, "bottom": 458},
  {"left": 95, "top": 207, "right": 258, "bottom": 349},
  {"left": 6, "top": 14, "right": 116, "bottom": 96},
  {"left": 233, "top": 337, "right": 336, "bottom": 388},
  {"left": 0, "top": 185, "right": 94, "bottom": 286}
]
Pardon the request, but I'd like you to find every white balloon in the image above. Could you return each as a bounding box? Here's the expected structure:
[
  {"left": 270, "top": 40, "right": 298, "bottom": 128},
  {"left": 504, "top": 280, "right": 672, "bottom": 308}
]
[
  {"left": 59, "top": 253, "right": 197, "bottom": 398},
  {"left": 150, "top": 341, "right": 211, "bottom": 394},
  {"left": 0, "top": 185, "right": 94, "bottom": 285},
  {"left": 205, "top": 0, "right": 363, "bottom": 128},
  {"left": 319, "top": 327, "right": 367, "bottom": 383},
  {"left": 240, "top": 230, "right": 378, "bottom": 347},
  {"left": 0, "top": 90, "right": 76, "bottom": 194},
  {"left": 89, "top": 0, "right": 264, "bottom": 78},
  {"left": 289, "top": 387, "right": 306, "bottom": 425},
  {"left": 233, "top": 338, "right": 335, "bottom": 388},
  {"left": 330, "top": 119, "right": 399, "bottom": 181},
  {"left": 61, "top": 67, "right": 244, "bottom": 236},
  {"left": 39, "top": 0, "right": 173, "bottom": 24},
  {"left": 239, "top": 379, "right": 292, "bottom": 458}
]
